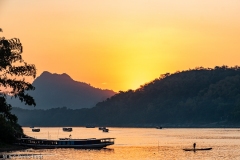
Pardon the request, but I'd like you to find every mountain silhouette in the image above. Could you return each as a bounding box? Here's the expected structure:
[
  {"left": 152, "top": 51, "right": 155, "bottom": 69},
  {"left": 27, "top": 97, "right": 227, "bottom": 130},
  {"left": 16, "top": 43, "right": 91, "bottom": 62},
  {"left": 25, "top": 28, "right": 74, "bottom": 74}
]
[
  {"left": 12, "top": 66, "right": 240, "bottom": 127},
  {"left": 89, "top": 66, "right": 240, "bottom": 126},
  {"left": 8, "top": 71, "right": 116, "bottom": 109}
]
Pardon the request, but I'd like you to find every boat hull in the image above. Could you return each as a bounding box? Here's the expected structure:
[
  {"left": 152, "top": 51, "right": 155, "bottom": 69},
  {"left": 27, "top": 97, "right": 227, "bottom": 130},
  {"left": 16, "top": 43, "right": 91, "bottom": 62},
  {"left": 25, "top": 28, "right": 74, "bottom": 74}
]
[
  {"left": 17, "top": 137, "right": 115, "bottom": 149},
  {"left": 183, "top": 148, "right": 212, "bottom": 151},
  {"left": 62, "top": 128, "right": 72, "bottom": 132},
  {"left": 19, "top": 142, "right": 114, "bottom": 149},
  {"left": 32, "top": 129, "right": 40, "bottom": 132}
]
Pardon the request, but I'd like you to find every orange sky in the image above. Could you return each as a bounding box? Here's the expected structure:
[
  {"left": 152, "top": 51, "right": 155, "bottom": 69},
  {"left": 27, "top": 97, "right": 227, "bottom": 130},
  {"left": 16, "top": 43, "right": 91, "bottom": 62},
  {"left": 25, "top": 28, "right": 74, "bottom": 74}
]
[{"left": 1, "top": 0, "right": 240, "bottom": 92}]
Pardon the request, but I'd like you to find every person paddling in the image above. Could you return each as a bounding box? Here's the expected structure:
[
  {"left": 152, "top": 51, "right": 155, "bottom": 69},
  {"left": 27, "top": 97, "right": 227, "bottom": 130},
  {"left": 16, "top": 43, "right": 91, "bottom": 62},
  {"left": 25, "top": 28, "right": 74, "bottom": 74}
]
[{"left": 193, "top": 143, "right": 196, "bottom": 151}]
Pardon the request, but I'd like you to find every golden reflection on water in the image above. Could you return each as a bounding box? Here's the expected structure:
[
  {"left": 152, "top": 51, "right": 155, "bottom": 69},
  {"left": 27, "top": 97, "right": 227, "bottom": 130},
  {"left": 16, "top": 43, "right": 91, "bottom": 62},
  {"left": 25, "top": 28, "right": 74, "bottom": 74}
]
[{"left": 3, "top": 128, "right": 240, "bottom": 159}]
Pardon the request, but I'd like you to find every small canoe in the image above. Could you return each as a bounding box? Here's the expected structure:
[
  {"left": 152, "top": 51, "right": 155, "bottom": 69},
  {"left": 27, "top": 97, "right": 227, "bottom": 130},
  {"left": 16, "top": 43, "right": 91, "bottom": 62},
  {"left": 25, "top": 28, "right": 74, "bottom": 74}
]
[{"left": 183, "top": 148, "right": 212, "bottom": 151}]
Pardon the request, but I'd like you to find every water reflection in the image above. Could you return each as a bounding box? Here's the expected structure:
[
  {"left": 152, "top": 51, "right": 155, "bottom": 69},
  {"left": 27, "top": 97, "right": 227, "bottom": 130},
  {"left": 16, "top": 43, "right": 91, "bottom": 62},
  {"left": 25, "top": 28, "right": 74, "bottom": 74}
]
[
  {"left": 74, "top": 147, "right": 114, "bottom": 152},
  {"left": 2, "top": 128, "right": 240, "bottom": 159}
]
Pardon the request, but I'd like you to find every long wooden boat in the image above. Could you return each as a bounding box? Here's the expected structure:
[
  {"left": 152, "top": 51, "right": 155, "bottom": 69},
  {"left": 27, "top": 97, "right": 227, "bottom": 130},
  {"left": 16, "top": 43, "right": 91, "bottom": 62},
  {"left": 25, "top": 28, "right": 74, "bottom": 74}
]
[
  {"left": 183, "top": 148, "right": 212, "bottom": 151},
  {"left": 17, "top": 137, "right": 115, "bottom": 149}
]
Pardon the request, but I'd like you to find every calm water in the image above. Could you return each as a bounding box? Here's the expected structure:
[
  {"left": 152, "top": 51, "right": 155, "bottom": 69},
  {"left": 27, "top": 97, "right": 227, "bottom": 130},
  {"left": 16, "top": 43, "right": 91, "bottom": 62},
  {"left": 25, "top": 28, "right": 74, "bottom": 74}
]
[{"left": 3, "top": 127, "right": 240, "bottom": 159}]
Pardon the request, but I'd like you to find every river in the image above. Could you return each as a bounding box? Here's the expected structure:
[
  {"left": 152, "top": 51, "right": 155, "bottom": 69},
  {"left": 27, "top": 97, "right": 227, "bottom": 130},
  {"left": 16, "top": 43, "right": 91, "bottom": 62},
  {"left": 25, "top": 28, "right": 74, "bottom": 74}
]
[{"left": 2, "top": 127, "right": 240, "bottom": 159}]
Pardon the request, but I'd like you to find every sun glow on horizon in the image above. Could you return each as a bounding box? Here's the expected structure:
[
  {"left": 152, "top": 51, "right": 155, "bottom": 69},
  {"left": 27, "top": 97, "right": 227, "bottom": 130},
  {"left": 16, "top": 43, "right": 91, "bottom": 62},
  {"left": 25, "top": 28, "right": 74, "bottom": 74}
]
[{"left": 1, "top": 0, "right": 240, "bottom": 91}]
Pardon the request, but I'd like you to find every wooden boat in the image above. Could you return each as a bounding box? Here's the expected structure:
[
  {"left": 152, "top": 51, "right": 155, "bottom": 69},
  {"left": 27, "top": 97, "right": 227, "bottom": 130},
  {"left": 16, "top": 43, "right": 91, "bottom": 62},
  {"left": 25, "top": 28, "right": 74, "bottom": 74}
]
[
  {"left": 183, "top": 148, "right": 212, "bottom": 151},
  {"left": 17, "top": 137, "right": 115, "bottom": 149},
  {"left": 63, "top": 127, "right": 72, "bottom": 132},
  {"left": 32, "top": 128, "right": 40, "bottom": 132},
  {"left": 99, "top": 127, "right": 106, "bottom": 130},
  {"left": 102, "top": 128, "right": 109, "bottom": 132}
]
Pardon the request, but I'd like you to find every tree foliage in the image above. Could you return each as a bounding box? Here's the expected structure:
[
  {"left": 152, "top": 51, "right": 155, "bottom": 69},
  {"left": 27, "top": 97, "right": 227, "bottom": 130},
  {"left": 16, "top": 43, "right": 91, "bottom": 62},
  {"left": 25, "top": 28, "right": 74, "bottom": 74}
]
[{"left": 0, "top": 35, "right": 36, "bottom": 143}]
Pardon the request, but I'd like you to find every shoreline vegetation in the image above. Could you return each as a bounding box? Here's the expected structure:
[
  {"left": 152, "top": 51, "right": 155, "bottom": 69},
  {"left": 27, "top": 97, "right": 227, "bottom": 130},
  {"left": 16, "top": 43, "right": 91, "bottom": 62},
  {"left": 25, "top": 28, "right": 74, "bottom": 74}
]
[{"left": 19, "top": 123, "right": 240, "bottom": 128}]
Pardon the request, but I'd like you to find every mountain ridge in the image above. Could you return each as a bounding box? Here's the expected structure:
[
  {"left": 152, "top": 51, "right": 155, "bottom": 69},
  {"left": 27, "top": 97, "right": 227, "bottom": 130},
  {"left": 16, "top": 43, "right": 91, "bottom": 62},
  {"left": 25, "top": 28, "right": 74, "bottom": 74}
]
[
  {"left": 12, "top": 66, "right": 240, "bottom": 127},
  {"left": 7, "top": 71, "right": 116, "bottom": 110}
]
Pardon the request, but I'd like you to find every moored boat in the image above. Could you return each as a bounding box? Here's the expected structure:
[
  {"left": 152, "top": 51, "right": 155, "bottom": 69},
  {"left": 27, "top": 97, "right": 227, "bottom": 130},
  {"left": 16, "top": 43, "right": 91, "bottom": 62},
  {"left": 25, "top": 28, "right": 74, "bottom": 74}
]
[
  {"left": 102, "top": 128, "right": 109, "bottom": 132},
  {"left": 17, "top": 137, "right": 115, "bottom": 149},
  {"left": 32, "top": 128, "right": 40, "bottom": 132},
  {"left": 99, "top": 127, "right": 106, "bottom": 130},
  {"left": 63, "top": 127, "right": 72, "bottom": 132}
]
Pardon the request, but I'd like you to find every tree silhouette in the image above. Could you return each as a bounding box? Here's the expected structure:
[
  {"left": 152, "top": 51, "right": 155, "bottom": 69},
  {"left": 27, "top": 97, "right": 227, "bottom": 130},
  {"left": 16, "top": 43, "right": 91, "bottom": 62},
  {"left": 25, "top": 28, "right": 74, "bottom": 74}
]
[{"left": 0, "top": 32, "right": 36, "bottom": 143}]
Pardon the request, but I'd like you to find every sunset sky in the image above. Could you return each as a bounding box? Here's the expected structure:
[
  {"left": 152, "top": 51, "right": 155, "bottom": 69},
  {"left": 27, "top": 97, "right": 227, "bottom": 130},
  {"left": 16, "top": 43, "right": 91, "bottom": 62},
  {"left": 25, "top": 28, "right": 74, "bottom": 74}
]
[{"left": 1, "top": 0, "right": 240, "bottom": 92}]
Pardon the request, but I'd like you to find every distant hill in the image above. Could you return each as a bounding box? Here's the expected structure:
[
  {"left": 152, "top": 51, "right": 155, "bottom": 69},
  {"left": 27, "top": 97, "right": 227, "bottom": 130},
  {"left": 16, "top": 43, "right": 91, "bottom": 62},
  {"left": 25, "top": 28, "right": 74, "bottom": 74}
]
[
  {"left": 8, "top": 71, "right": 116, "bottom": 109},
  {"left": 12, "top": 66, "right": 240, "bottom": 127}
]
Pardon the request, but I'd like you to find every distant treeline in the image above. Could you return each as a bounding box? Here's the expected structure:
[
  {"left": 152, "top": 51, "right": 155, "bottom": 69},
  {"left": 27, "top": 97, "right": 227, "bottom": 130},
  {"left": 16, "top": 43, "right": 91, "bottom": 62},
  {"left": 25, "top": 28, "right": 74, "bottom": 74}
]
[{"left": 12, "top": 66, "right": 240, "bottom": 127}]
